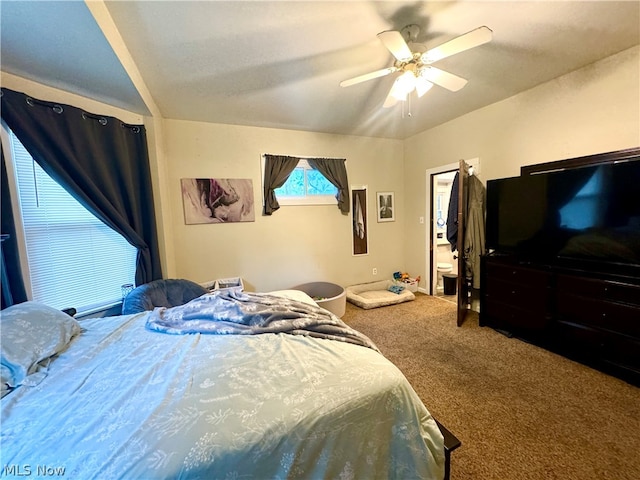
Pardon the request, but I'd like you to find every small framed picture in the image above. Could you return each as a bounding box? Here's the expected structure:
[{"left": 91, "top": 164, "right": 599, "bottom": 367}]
[{"left": 376, "top": 191, "right": 395, "bottom": 222}]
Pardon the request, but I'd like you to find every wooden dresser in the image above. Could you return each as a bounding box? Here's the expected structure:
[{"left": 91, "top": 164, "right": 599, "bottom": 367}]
[{"left": 480, "top": 254, "right": 640, "bottom": 385}]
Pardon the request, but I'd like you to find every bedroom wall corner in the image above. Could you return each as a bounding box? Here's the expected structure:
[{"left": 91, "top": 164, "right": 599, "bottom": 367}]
[{"left": 143, "top": 115, "right": 175, "bottom": 278}]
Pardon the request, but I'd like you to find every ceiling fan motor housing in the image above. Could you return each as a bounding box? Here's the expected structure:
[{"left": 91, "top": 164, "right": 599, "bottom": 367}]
[{"left": 401, "top": 24, "right": 421, "bottom": 43}]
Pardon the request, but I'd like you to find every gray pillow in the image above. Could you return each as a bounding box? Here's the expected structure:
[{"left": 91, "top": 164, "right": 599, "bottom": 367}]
[{"left": 1, "top": 301, "right": 81, "bottom": 389}]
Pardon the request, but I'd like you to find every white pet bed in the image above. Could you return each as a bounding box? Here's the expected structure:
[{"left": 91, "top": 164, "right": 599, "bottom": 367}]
[{"left": 346, "top": 280, "right": 416, "bottom": 310}]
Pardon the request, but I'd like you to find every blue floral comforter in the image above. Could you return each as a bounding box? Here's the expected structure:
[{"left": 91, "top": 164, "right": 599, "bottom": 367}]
[{"left": 1, "top": 296, "right": 445, "bottom": 479}]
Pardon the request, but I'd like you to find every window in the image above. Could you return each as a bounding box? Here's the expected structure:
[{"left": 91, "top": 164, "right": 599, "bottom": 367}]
[
  {"left": 274, "top": 159, "right": 338, "bottom": 205},
  {"left": 5, "top": 129, "right": 137, "bottom": 313},
  {"left": 559, "top": 167, "right": 604, "bottom": 230}
]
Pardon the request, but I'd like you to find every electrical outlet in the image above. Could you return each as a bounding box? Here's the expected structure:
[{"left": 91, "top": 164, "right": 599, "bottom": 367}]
[{"left": 372, "top": 267, "right": 378, "bottom": 275}]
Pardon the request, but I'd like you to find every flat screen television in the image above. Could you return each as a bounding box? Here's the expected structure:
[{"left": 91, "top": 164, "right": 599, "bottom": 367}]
[{"left": 486, "top": 160, "right": 640, "bottom": 270}]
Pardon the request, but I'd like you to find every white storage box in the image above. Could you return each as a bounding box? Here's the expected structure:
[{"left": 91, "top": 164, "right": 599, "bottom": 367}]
[
  {"left": 214, "top": 277, "right": 244, "bottom": 292},
  {"left": 402, "top": 278, "right": 419, "bottom": 293}
]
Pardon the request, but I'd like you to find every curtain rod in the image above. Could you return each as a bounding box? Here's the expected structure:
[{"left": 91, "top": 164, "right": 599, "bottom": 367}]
[{"left": 262, "top": 153, "right": 346, "bottom": 161}]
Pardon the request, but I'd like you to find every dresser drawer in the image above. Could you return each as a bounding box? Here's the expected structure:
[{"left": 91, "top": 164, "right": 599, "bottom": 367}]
[
  {"left": 556, "top": 274, "right": 640, "bottom": 307},
  {"left": 485, "top": 278, "right": 550, "bottom": 314},
  {"left": 485, "top": 262, "right": 550, "bottom": 287},
  {"left": 484, "top": 299, "right": 552, "bottom": 330},
  {"left": 554, "top": 321, "right": 640, "bottom": 373},
  {"left": 556, "top": 293, "right": 640, "bottom": 338}
]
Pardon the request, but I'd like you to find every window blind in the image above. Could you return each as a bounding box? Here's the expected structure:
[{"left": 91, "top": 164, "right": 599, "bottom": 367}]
[{"left": 10, "top": 131, "right": 137, "bottom": 313}]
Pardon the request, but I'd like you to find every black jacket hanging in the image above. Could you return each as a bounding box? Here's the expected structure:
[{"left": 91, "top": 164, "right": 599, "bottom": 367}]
[{"left": 446, "top": 172, "right": 459, "bottom": 251}]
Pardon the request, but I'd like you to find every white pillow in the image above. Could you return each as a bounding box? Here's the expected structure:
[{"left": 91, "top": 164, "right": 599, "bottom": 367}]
[{"left": 1, "top": 301, "right": 81, "bottom": 389}]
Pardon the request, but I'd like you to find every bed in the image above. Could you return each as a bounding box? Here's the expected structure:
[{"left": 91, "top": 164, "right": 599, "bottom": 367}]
[{"left": 1, "top": 289, "right": 445, "bottom": 479}]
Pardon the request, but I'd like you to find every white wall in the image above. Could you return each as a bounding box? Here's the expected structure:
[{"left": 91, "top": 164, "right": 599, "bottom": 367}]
[
  {"left": 162, "top": 119, "right": 405, "bottom": 291},
  {"left": 4, "top": 45, "right": 638, "bottom": 294},
  {"left": 1, "top": 72, "right": 407, "bottom": 292},
  {"left": 402, "top": 46, "right": 640, "bottom": 288}
]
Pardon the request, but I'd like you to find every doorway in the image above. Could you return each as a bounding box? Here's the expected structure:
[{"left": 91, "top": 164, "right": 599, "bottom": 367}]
[
  {"left": 432, "top": 170, "right": 457, "bottom": 300},
  {"left": 425, "top": 159, "right": 480, "bottom": 299}
]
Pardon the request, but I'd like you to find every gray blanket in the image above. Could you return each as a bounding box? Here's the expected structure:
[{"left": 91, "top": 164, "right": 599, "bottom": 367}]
[{"left": 145, "top": 290, "right": 379, "bottom": 352}]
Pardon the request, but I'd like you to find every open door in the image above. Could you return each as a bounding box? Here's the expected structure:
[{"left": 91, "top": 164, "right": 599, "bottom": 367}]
[{"left": 456, "top": 160, "right": 471, "bottom": 326}]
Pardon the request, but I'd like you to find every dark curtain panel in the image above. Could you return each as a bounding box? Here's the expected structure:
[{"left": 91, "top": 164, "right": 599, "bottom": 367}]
[
  {"left": 307, "top": 158, "right": 349, "bottom": 214},
  {"left": 1, "top": 146, "right": 28, "bottom": 308},
  {"left": 263, "top": 154, "right": 299, "bottom": 215},
  {"left": 0, "top": 88, "right": 162, "bottom": 286}
]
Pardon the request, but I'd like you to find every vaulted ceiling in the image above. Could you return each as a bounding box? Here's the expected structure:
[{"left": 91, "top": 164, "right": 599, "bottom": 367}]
[{"left": 2, "top": 1, "right": 639, "bottom": 139}]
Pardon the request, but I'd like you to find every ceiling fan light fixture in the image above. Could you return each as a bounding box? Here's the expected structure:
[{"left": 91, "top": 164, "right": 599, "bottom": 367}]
[
  {"left": 391, "top": 90, "right": 409, "bottom": 102},
  {"left": 395, "top": 71, "right": 417, "bottom": 96},
  {"left": 342, "top": 24, "right": 492, "bottom": 109},
  {"left": 415, "top": 78, "right": 434, "bottom": 97},
  {"left": 420, "top": 51, "right": 442, "bottom": 64}
]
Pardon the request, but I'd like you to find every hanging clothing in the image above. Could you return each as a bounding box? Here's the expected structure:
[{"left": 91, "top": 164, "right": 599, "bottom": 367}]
[
  {"left": 355, "top": 194, "right": 365, "bottom": 239},
  {"left": 464, "top": 174, "right": 486, "bottom": 289},
  {"left": 446, "top": 172, "right": 459, "bottom": 251}
]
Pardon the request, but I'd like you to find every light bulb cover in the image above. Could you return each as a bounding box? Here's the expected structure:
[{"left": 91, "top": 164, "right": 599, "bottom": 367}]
[{"left": 415, "top": 77, "right": 434, "bottom": 97}]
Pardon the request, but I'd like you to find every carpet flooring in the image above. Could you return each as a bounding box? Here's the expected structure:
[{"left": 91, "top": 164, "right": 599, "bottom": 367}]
[{"left": 342, "top": 293, "right": 640, "bottom": 480}]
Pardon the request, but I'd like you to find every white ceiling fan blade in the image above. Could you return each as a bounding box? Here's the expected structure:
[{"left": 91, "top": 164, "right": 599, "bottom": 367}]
[
  {"left": 377, "top": 30, "right": 413, "bottom": 62},
  {"left": 419, "top": 66, "right": 468, "bottom": 92},
  {"left": 421, "top": 26, "right": 493, "bottom": 64},
  {"left": 340, "top": 67, "right": 397, "bottom": 87}
]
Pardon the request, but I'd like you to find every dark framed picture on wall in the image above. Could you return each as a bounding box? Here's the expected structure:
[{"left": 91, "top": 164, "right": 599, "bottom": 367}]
[{"left": 376, "top": 191, "right": 394, "bottom": 222}]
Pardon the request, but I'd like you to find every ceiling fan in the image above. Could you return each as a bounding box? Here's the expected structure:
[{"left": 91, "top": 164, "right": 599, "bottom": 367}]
[{"left": 340, "top": 25, "right": 493, "bottom": 108}]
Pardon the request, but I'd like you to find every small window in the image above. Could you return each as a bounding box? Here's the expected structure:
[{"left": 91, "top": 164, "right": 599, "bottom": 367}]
[
  {"left": 559, "top": 167, "right": 604, "bottom": 230},
  {"left": 274, "top": 159, "right": 338, "bottom": 206},
  {"left": 5, "top": 129, "right": 137, "bottom": 313}
]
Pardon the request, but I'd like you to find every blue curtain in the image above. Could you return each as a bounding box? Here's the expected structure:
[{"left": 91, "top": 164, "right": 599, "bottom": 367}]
[{"left": 0, "top": 88, "right": 162, "bottom": 287}]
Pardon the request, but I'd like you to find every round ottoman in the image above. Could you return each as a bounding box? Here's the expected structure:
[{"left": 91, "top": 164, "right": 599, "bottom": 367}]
[{"left": 292, "top": 281, "right": 346, "bottom": 317}]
